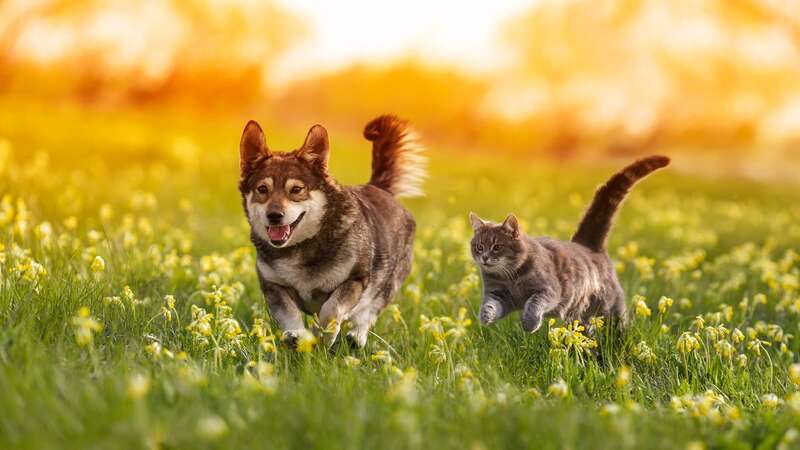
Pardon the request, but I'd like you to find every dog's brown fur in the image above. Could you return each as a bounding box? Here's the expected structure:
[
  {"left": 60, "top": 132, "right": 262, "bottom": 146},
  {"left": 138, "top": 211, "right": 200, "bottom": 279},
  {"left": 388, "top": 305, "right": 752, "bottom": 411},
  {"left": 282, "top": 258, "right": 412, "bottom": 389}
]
[{"left": 239, "top": 115, "right": 425, "bottom": 348}]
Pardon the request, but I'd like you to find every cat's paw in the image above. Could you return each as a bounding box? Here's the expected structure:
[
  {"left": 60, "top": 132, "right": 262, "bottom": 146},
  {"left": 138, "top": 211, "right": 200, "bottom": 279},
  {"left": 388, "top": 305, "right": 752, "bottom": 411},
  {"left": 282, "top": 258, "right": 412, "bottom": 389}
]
[
  {"left": 479, "top": 301, "right": 502, "bottom": 325},
  {"left": 521, "top": 309, "right": 543, "bottom": 333}
]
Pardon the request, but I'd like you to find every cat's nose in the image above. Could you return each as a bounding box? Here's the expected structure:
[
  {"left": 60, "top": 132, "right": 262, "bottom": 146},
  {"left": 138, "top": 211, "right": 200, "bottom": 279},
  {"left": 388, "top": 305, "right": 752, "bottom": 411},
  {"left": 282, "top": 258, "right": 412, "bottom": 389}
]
[{"left": 481, "top": 256, "right": 489, "bottom": 264}]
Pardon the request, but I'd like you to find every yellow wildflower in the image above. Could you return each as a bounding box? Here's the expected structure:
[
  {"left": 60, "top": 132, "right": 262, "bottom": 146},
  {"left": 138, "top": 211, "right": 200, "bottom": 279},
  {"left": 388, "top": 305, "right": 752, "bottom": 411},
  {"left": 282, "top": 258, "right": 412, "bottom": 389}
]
[
  {"left": 71, "top": 307, "right": 103, "bottom": 346},
  {"left": 658, "top": 296, "right": 674, "bottom": 314},
  {"left": 676, "top": 332, "right": 700, "bottom": 354},
  {"left": 615, "top": 366, "right": 631, "bottom": 389},
  {"left": 91, "top": 255, "right": 106, "bottom": 274},
  {"left": 634, "top": 295, "right": 651, "bottom": 318},
  {"left": 548, "top": 379, "right": 569, "bottom": 398},
  {"left": 126, "top": 373, "right": 151, "bottom": 400}
]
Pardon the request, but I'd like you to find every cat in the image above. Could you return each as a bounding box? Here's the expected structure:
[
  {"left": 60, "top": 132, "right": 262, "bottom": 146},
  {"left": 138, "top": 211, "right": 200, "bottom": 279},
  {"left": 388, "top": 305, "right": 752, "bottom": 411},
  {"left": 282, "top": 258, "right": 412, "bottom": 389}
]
[{"left": 469, "top": 155, "right": 670, "bottom": 332}]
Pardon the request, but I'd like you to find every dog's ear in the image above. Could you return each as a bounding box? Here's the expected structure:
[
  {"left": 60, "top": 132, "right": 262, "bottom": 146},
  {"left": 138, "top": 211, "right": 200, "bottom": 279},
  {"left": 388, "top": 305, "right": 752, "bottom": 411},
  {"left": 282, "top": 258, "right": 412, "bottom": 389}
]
[
  {"left": 298, "top": 124, "right": 329, "bottom": 171},
  {"left": 469, "top": 212, "right": 487, "bottom": 231},
  {"left": 240, "top": 120, "right": 271, "bottom": 177},
  {"left": 501, "top": 213, "right": 520, "bottom": 237}
]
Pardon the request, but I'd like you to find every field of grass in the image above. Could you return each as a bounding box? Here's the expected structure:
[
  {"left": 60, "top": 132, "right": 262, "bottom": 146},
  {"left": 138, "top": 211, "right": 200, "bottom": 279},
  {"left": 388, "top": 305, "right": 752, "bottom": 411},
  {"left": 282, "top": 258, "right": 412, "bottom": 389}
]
[{"left": 2, "top": 101, "right": 800, "bottom": 450}]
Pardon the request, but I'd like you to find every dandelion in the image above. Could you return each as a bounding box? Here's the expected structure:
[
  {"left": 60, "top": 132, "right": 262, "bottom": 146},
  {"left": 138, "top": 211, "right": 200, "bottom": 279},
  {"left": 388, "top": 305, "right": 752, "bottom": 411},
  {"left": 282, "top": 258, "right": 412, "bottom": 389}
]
[
  {"left": 548, "top": 379, "right": 569, "bottom": 398},
  {"left": 126, "top": 373, "right": 151, "bottom": 400},
  {"left": 71, "top": 307, "right": 103, "bottom": 346}
]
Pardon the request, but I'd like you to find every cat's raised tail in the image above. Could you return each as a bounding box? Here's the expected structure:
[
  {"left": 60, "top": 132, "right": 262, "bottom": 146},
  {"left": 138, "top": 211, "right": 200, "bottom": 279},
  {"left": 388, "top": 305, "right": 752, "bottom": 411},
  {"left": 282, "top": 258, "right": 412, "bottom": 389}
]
[{"left": 571, "top": 155, "right": 670, "bottom": 252}]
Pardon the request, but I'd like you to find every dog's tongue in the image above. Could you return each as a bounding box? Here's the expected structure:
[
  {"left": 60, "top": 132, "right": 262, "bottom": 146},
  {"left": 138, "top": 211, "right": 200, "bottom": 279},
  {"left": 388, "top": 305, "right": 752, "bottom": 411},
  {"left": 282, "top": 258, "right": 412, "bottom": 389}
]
[{"left": 268, "top": 225, "right": 290, "bottom": 241}]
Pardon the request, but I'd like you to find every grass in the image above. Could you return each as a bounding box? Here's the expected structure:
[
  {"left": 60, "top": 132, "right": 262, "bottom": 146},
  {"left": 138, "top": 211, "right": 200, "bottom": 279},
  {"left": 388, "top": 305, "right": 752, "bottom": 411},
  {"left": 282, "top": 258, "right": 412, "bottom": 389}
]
[{"left": 2, "top": 100, "right": 800, "bottom": 449}]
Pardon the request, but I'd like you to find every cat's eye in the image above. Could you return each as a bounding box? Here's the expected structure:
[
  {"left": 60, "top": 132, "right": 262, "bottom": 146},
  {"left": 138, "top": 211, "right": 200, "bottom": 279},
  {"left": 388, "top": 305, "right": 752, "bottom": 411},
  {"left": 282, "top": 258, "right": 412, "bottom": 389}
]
[
  {"left": 492, "top": 244, "right": 503, "bottom": 253},
  {"left": 289, "top": 185, "right": 304, "bottom": 195},
  {"left": 257, "top": 185, "right": 269, "bottom": 194},
  {"left": 476, "top": 244, "right": 484, "bottom": 252}
]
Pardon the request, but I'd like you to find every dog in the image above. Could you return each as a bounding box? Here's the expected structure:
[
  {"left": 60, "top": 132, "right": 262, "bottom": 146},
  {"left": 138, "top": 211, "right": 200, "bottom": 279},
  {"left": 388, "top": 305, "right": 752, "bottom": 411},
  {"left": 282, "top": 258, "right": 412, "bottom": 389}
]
[{"left": 239, "top": 115, "right": 425, "bottom": 348}]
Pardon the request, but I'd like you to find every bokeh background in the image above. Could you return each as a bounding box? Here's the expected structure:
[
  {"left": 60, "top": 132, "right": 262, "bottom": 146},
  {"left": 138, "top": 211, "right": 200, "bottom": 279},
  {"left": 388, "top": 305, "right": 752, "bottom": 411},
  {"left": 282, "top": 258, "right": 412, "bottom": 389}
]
[
  {"left": 5, "top": 3, "right": 800, "bottom": 449},
  {"left": 3, "top": 0, "right": 800, "bottom": 178}
]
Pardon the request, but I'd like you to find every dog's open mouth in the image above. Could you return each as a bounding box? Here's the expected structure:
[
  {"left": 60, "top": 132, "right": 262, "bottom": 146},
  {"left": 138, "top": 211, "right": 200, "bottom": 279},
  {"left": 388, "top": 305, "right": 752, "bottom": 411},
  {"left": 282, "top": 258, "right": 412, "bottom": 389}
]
[{"left": 267, "top": 212, "right": 305, "bottom": 246}]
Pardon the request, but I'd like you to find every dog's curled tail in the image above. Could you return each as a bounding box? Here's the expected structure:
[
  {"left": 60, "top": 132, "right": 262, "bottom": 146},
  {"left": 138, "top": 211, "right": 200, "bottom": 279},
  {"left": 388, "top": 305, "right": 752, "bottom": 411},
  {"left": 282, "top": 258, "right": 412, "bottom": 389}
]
[
  {"left": 572, "top": 155, "right": 670, "bottom": 252},
  {"left": 364, "top": 115, "right": 427, "bottom": 198}
]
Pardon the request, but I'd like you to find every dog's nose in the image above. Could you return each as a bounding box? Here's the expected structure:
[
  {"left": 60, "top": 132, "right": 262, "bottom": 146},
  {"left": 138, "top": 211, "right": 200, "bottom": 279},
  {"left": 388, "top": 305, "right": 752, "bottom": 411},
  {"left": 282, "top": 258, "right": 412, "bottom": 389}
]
[{"left": 267, "top": 212, "right": 284, "bottom": 224}]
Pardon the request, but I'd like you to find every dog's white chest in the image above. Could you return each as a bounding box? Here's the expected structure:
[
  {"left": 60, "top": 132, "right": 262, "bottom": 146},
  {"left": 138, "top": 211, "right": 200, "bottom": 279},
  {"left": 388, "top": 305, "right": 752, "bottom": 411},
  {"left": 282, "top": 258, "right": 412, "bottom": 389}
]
[{"left": 256, "top": 255, "right": 353, "bottom": 303}]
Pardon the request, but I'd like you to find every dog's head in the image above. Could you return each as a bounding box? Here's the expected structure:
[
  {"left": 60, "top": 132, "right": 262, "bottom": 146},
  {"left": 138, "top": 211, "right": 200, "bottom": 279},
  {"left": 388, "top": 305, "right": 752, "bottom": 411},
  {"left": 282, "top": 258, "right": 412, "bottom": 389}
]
[{"left": 239, "top": 120, "right": 333, "bottom": 248}]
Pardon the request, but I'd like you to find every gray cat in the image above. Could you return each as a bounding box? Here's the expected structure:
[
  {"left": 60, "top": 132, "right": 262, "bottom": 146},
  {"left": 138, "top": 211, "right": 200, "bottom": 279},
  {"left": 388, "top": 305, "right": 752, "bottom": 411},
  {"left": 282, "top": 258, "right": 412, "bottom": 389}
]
[{"left": 469, "top": 156, "right": 669, "bottom": 332}]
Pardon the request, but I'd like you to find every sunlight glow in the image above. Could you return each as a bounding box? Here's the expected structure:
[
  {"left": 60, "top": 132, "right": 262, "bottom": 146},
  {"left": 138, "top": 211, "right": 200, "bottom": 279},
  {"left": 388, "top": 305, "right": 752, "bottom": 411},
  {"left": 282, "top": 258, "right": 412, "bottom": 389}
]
[{"left": 270, "top": 0, "right": 537, "bottom": 85}]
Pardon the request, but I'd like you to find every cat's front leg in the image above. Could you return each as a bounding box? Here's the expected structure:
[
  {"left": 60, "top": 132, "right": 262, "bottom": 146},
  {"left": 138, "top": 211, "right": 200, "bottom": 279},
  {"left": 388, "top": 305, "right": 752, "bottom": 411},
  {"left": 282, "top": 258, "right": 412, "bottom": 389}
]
[
  {"left": 479, "top": 294, "right": 509, "bottom": 325},
  {"left": 521, "top": 291, "right": 556, "bottom": 333}
]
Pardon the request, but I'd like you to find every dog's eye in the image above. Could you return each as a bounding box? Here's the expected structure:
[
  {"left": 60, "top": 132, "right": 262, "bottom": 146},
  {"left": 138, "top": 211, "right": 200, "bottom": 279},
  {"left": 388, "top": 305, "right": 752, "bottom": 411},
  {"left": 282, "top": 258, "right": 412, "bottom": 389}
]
[
  {"left": 289, "top": 186, "right": 304, "bottom": 195},
  {"left": 257, "top": 185, "right": 268, "bottom": 194}
]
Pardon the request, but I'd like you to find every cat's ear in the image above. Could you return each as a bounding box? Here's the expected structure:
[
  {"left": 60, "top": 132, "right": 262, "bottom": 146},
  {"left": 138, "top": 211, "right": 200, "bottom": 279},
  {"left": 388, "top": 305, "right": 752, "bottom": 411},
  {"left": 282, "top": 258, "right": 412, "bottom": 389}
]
[
  {"left": 297, "top": 124, "right": 329, "bottom": 172},
  {"left": 240, "top": 120, "right": 271, "bottom": 177},
  {"left": 502, "top": 214, "right": 520, "bottom": 237},
  {"left": 469, "top": 212, "right": 486, "bottom": 231}
]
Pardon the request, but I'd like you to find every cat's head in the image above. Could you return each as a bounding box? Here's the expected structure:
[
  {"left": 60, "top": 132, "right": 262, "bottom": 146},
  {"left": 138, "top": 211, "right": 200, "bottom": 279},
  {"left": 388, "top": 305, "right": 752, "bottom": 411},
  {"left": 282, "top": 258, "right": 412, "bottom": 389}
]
[{"left": 468, "top": 212, "right": 526, "bottom": 273}]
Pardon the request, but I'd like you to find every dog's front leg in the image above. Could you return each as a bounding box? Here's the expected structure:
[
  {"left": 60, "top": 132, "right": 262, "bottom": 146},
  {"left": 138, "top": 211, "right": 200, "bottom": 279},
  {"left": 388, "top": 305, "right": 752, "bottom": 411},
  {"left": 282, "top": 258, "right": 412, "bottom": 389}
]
[
  {"left": 318, "top": 279, "right": 365, "bottom": 347},
  {"left": 262, "top": 282, "right": 306, "bottom": 348}
]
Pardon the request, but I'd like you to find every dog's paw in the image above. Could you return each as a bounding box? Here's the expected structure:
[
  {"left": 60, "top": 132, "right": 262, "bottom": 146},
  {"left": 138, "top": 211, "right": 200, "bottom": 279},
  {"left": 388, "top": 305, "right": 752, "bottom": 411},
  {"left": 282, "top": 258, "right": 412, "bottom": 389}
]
[
  {"left": 479, "top": 301, "right": 501, "bottom": 326},
  {"left": 345, "top": 330, "right": 368, "bottom": 349},
  {"left": 280, "top": 329, "right": 305, "bottom": 349}
]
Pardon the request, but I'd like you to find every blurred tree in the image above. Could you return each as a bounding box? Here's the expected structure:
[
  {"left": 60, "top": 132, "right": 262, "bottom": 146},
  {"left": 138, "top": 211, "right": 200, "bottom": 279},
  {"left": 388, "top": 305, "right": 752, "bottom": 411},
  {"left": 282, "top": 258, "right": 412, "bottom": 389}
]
[
  {"left": 502, "top": 0, "right": 800, "bottom": 157},
  {"left": 275, "top": 62, "right": 491, "bottom": 142},
  {"left": 0, "top": 0, "right": 305, "bottom": 106}
]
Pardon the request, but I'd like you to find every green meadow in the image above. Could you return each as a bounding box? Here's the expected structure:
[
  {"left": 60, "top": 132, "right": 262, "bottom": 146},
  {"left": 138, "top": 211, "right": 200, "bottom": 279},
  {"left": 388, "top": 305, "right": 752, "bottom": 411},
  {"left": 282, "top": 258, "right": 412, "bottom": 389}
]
[{"left": 2, "top": 101, "right": 800, "bottom": 450}]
